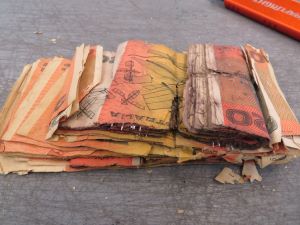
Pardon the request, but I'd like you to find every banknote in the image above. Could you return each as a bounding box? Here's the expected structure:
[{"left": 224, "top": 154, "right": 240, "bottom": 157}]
[
  {"left": 1, "top": 45, "right": 103, "bottom": 143},
  {"left": 0, "top": 153, "right": 142, "bottom": 175},
  {"left": 244, "top": 44, "right": 300, "bottom": 146},
  {"left": 61, "top": 51, "right": 116, "bottom": 129},
  {"left": 95, "top": 40, "right": 186, "bottom": 134},
  {"left": 182, "top": 44, "right": 269, "bottom": 149}
]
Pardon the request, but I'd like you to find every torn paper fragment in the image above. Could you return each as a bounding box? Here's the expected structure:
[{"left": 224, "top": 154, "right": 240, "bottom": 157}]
[
  {"left": 215, "top": 167, "right": 244, "bottom": 184},
  {"left": 255, "top": 154, "right": 286, "bottom": 169},
  {"left": 242, "top": 160, "right": 262, "bottom": 182},
  {"left": 282, "top": 136, "right": 300, "bottom": 150},
  {"left": 222, "top": 153, "right": 243, "bottom": 164}
]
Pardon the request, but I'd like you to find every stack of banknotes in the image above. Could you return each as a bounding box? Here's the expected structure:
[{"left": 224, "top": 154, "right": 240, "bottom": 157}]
[{"left": 0, "top": 40, "right": 299, "bottom": 181}]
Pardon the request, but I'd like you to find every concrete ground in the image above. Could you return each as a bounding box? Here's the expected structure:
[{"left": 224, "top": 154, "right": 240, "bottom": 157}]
[{"left": 0, "top": 0, "right": 299, "bottom": 224}]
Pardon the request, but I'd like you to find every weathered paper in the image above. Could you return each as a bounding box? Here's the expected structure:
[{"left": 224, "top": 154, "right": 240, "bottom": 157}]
[
  {"left": 0, "top": 154, "right": 142, "bottom": 175},
  {"left": 0, "top": 63, "right": 32, "bottom": 137},
  {"left": 0, "top": 154, "right": 68, "bottom": 175},
  {"left": 282, "top": 136, "right": 300, "bottom": 150},
  {"left": 96, "top": 40, "right": 186, "bottom": 133},
  {"left": 255, "top": 154, "right": 287, "bottom": 168},
  {"left": 0, "top": 41, "right": 299, "bottom": 177},
  {"left": 182, "top": 44, "right": 269, "bottom": 149},
  {"left": 215, "top": 167, "right": 244, "bottom": 184},
  {"left": 61, "top": 51, "right": 115, "bottom": 129},
  {"left": 242, "top": 160, "right": 262, "bottom": 182},
  {"left": 244, "top": 44, "right": 300, "bottom": 144}
]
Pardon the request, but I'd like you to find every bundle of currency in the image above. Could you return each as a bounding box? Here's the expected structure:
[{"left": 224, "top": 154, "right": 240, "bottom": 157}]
[
  {"left": 0, "top": 40, "right": 299, "bottom": 183},
  {"left": 182, "top": 44, "right": 269, "bottom": 149},
  {"left": 61, "top": 40, "right": 186, "bottom": 135}
]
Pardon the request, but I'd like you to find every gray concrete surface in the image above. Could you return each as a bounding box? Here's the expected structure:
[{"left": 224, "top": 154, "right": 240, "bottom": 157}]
[{"left": 0, "top": 0, "right": 299, "bottom": 224}]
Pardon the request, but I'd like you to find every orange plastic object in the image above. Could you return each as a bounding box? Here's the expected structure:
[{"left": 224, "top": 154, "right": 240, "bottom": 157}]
[{"left": 224, "top": 0, "right": 300, "bottom": 40}]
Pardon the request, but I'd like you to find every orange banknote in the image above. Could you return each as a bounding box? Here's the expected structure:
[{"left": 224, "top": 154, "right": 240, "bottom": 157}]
[
  {"left": 96, "top": 40, "right": 186, "bottom": 133},
  {"left": 1, "top": 45, "right": 102, "bottom": 143},
  {"left": 182, "top": 44, "right": 269, "bottom": 149},
  {"left": 244, "top": 44, "right": 300, "bottom": 141}
]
